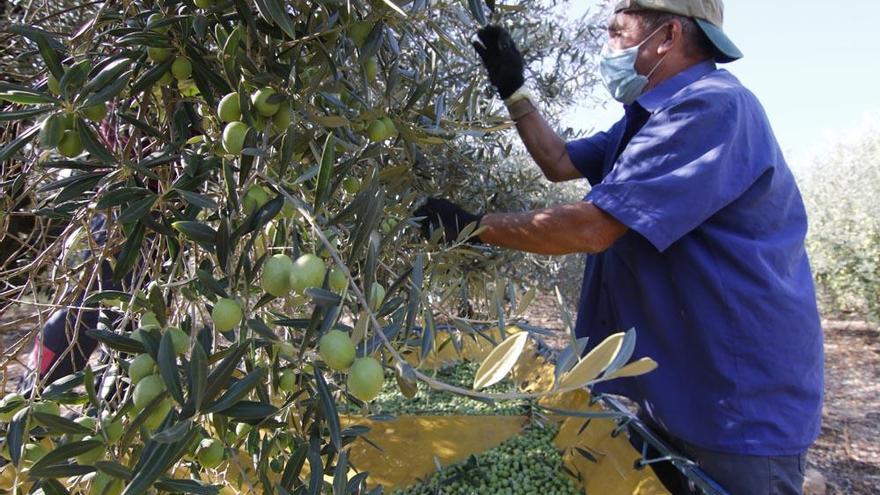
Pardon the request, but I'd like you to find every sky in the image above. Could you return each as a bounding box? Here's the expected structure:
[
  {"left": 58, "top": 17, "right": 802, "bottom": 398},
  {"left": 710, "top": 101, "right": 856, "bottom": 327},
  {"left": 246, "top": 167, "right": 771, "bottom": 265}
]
[{"left": 561, "top": 0, "right": 880, "bottom": 172}]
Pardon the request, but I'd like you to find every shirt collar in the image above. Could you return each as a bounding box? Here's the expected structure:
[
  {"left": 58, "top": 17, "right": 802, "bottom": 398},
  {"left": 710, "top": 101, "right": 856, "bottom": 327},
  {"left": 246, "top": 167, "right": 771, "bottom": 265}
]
[{"left": 634, "top": 60, "right": 717, "bottom": 113}]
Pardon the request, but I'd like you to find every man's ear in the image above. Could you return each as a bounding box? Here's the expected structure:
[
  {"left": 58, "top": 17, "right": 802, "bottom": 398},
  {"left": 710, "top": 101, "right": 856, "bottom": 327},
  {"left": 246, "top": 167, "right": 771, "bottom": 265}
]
[{"left": 657, "top": 20, "right": 680, "bottom": 56}]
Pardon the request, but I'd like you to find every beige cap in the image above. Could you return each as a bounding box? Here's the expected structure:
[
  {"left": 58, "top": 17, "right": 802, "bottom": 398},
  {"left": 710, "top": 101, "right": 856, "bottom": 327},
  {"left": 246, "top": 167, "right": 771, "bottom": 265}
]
[{"left": 613, "top": 0, "right": 743, "bottom": 63}]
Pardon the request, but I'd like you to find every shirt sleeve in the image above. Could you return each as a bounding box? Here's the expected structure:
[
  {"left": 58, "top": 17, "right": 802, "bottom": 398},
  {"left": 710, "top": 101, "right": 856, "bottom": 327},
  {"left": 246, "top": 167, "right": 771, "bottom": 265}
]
[
  {"left": 565, "top": 119, "right": 624, "bottom": 186},
  {"left": 586, "top": 93, "right": 773, "bottom": 252}
]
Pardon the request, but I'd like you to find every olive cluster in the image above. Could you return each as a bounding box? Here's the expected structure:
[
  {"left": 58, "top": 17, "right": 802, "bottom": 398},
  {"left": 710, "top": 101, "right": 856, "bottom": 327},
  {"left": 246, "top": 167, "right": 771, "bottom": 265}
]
[
  {"left": 392, "top": 424, "right": 580, "bottom": 495},
  {"left": 341, "top": 362, "right": 530, "bottom": 416}
]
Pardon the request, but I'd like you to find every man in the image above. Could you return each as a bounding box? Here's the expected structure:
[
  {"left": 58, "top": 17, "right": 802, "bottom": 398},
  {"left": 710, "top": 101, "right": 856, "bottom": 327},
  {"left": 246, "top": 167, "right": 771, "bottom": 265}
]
[{"left": 415, "top": 1, "right": 824, "bottom": 493}]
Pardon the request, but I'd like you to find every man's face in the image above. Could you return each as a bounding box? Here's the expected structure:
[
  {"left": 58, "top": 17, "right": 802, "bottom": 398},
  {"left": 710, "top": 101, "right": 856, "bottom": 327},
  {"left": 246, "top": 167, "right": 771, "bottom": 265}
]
[
  {"left": 605, "top": 11, "right": 669, "bottom": 76},
  {"left": 605, "top": 11, "right": 649, "bottom": 51}
]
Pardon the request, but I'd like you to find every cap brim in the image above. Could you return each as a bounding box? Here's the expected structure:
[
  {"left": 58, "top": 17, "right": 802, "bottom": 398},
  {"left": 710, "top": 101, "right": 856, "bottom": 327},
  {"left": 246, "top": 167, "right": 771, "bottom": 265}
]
[{"left": 694, "top": 18, "right": 743, "bottom": 63}]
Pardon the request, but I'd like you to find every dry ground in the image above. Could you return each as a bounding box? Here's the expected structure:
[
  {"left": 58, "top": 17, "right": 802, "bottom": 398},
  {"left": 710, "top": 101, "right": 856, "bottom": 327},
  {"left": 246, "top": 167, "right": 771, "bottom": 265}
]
[
  {"left": 1, "top": 294, "right": 878, "bottom": 493},
  {"left": 810, "top": 319, "right": 880, "bottom": 493}
]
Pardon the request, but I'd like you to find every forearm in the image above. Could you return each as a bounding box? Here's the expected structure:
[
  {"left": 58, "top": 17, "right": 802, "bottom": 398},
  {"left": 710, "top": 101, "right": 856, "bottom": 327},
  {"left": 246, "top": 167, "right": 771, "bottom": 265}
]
[
  {"left": 511, "top": 104, "right": 578, "bottom": 183},
  {"left": 477, "top": 202, "right": 627, "bottom": 255}
]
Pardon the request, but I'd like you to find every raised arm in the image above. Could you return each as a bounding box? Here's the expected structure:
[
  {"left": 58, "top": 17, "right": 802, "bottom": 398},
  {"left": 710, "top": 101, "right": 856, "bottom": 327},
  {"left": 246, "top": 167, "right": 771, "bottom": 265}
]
[
  {"left": 472, "top": 25, "right": 591, "bottom": 183},
  {"left": 509, "top": 99, "right": 585, "bottom": 182}
]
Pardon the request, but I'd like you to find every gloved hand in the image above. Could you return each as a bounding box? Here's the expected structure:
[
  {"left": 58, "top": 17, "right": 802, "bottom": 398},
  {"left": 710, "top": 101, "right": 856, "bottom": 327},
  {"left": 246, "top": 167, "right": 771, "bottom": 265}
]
[
  {"left": 472, "top": 25, "right": 525, "bottom": 100},
  {"left": 414, "top": 197, "right": 483, "bottom": 245}
]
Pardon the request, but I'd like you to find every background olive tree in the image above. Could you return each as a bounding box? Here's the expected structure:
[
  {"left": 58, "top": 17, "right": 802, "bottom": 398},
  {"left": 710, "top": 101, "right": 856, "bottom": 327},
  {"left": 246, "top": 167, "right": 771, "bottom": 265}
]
[{"left": 801, "top": 122, "right": 880, "bottom": 323}]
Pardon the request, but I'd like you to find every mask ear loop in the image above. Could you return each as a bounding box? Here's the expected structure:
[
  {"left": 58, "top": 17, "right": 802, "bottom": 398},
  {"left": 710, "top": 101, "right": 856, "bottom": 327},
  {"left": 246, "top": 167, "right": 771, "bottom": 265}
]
[
  {"left": 645, "top": 52, "right": 668, "bottom": 79},
  {"left": 641, "top": 23, "right": 672, "bottom": 82},
  {"left": 636, "top": 23, "right": 669, "bottom": 50}
]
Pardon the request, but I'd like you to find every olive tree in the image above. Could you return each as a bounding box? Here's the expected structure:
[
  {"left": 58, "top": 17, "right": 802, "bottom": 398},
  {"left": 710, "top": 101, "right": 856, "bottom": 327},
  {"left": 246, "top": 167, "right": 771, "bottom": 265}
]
[
  {"left": 0, "top": 0, "right": 626, "bottom": 493},
  {"left": 802, "top": 122, "right": 880, "bottom": 322}
]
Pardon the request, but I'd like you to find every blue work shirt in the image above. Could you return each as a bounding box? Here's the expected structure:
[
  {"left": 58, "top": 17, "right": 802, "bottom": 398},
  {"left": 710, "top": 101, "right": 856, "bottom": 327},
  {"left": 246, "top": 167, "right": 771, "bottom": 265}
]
[{"left": 565, "top": 61, "right": 824, "bottom": 456}]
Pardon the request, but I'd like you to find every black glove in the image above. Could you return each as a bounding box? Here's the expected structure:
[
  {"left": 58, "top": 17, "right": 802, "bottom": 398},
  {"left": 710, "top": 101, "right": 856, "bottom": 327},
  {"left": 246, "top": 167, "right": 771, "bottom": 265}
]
[
  {"left": 414, "top": 197, "right": 483, "bottom": 245},
  {"left": 472, "top": 25, "right": 525, "bottom": 100}
]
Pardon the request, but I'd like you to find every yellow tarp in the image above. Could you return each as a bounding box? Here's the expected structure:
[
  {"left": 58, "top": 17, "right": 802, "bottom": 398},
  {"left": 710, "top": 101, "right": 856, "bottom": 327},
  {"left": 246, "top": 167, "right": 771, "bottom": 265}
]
[
  {"left": 344, "top": 327, "right": 669, "bottom": 494},
  {"left": 341, "top": 415, "right": 528, "bottom": 487}
]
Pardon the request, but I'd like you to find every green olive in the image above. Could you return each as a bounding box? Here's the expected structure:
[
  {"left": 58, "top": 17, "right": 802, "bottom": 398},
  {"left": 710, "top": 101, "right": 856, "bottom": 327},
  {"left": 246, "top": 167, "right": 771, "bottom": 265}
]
[{"left": 393, "top": 423, "right": 578, "bottom": 494}]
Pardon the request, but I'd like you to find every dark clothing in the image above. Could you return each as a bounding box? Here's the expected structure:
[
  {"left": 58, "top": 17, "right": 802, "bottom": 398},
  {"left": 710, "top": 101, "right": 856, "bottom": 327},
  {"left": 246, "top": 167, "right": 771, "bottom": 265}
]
[{"left": 629, "top": 414, "right": 806, "bottom": 495}]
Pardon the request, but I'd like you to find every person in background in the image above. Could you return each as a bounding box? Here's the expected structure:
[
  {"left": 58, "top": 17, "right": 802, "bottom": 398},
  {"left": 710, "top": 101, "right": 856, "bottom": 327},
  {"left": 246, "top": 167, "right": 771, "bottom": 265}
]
[{"left": 24, "top": 214, "right": 116, "bottom": 391}]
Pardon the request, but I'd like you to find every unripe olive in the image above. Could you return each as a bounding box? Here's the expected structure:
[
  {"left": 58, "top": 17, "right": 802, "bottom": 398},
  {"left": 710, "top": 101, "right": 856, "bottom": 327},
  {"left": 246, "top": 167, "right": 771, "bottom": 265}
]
[
  {"left": 82, "top": 102, "right": 108, "bottom": 121},
  {"left": 57, "top": 130, "right": 84, "bottom": 158},
  {"left": 217, "top": 92, "right": 241, "bottom": 122},
  {"left": 251, "top": 87, "right": 280, "bottom": 117},
  {"left": 222, "top": 121, "right": 249, "bottom": 155},
  {"left": 147, "top": 47, "right": 171, "bottom": 63},
  {"left": 171, "top": 56, "right": 192, "bottom": 80}
]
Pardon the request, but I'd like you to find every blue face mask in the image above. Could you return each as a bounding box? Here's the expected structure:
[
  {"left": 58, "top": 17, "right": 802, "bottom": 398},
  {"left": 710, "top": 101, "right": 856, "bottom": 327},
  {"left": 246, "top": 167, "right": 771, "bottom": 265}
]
[{"left": 599, "top": 25, "right": 668, "bottom": 105}]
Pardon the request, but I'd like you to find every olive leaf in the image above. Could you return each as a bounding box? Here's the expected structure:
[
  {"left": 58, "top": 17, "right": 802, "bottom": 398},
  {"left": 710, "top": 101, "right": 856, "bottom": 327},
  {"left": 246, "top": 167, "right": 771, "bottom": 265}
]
[
  {"left": 597, "top": 357, "right": 659, "bottom": 381},
  {"left": 557, "top": 332, "right": 626, "bottom": 390},
  {"left": 394, "top": 361, "right": 418, "bottom": 399},
  {"left": 472, "top": 330, "right": 528, "bottom": 390},
  {"left": 514, "top": 286, "right": 537, "bottom": 317}
]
